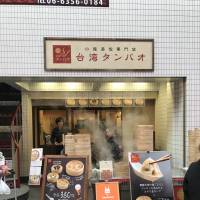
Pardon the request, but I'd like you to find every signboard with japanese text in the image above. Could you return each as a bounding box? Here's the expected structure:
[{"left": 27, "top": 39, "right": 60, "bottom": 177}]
[
  {"left": 128, "top": 151, "right": 174, "bottom": 200},
  {"left": 44, "top": 38, "right": 154, "bottom": 71},
  {"left": 95, "top": 182, "right": 120, "bottom": 200},
  {"left": 0, "top": 0, "right": 109, "bottom": 7},
  {"left": 41, "top": 155, "right": 88, "bottom": 200}
]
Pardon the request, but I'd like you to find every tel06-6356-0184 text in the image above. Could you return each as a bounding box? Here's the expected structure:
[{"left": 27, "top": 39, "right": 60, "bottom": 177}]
[{"left": 37, "top": 0, "right": 105, "bottom": 6}]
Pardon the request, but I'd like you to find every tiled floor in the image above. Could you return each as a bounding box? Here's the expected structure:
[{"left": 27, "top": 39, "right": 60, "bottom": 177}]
[{"left": 29, "top": 187, "right": 40, "bottom": 200}]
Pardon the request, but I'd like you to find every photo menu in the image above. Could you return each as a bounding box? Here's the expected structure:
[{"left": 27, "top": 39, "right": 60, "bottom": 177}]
[
  {"left": 41, "top": 155, "right": 88, "bottom": 200},
  {"left": 129, "top": 151, "right": 174, "bottom": 200},
  {"left": 29, "top": 148, "right": 43, "bottom": 185}
]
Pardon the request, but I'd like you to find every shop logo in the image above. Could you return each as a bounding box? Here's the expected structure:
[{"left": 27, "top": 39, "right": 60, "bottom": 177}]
[
  {"left": 53, "top": 45, "right": 71, "bottom": 64},
  {"left": 96, "top": 182, "right": 120, "bottom": 200},
  {"left": 131, "top": 153, "right": 140, "bottom": 163},
  {"left": 104, "top": 186, "right": 111, "bottom": 194}
]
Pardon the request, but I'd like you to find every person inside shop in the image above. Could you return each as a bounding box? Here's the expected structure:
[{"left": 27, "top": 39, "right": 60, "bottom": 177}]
[
  {"left": 50, "top": 117, "right": 70, "bottom": 154},
  {"left": 183, "top": 144, "right": 200, "bottom": 200},
  {"left": 104, "top": 128, "right": 123, "bottom": 161}
]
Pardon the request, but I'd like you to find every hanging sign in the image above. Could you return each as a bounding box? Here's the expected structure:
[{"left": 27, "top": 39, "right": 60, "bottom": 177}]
[
  {"left": 0, "top": 0, "right": 109, "bottom": 7},
  {"left": 44, "top": 38, "right": 154, "bottom": 71}
]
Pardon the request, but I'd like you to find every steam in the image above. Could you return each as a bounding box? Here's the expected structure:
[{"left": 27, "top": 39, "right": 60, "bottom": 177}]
[
  {"left": 83, "top": 118, "right": 115, "bottom": 162},
  {"left": 82, "top": 101, "right": 155, "bottom": 165},
  {"left": 122, "top": 104, "right": 155, "bottom": 159}
]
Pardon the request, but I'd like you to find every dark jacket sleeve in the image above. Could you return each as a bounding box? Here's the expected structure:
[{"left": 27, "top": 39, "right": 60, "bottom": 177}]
[
  {"left": 183, "top": 170, "right": 189, "bottom": 200},
  {"left": 50, "top": 128, "right": 57, "bottom": 144},
  {"left": 110, "top": 139, "right": 122, "bottom": 161}
]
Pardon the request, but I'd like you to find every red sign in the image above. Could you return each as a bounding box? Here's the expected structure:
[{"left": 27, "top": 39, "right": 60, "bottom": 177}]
[
  {"left": 53, "top": 45, "right": 71, "bottom": 64},
  {"left": 0, "top": 0, "right": 109, "bottom": 6},
  {"left": 131, "top": 153, "right": 140, "bottom": 163},
  {"left": 95, "top": 182, "right": 120, "bottom": 200}
]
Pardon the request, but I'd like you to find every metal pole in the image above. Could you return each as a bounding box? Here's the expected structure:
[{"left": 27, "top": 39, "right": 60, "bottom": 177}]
[{"left": 13, "top": 173, "right": 17, "bottom": 200}]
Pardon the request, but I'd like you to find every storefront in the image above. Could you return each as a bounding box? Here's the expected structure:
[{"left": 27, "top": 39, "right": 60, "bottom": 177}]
[
  {"left": 26, "top": 78, "right": 184, "bottom": 174},
  {"left": 0, "top": 1, "right": 200, "bottom": 199}
]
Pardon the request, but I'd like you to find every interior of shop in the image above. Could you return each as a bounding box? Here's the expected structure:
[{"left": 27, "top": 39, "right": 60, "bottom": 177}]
[{"left": 14, "top": 77, "right": 185, "bottom": 176}]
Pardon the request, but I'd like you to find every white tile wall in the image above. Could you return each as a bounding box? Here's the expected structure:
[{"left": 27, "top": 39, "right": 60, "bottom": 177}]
[
  {"left": 1, "top": 0, "right": 200, "bottom": 175},
  {"left": 155, "top": 80, "right": 184, "bottom": 176}
]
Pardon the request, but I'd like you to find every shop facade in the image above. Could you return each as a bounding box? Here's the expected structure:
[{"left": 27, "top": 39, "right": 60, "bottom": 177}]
[{"left": 0, "top": 1, "right": 200, "bottom": 196}]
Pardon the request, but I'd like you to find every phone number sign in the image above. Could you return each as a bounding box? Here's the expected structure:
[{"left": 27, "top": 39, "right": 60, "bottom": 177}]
[{"left": 0, "top": 0, "right": 109, "bottom": 7}]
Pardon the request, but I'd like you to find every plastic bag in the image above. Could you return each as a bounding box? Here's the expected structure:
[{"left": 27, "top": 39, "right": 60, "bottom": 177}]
[{"left": 0, "top": 177, "right": 11, "bottom": 195}]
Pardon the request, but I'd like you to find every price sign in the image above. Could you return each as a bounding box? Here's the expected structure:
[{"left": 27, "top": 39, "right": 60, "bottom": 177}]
[{"left": 41, "top": 155, "right": 89, "bottom": 200}]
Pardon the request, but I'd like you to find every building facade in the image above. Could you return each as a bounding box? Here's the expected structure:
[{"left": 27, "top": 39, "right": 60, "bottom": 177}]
[{"left": 0, "top": 1, "right": 200, "bottom": 177}]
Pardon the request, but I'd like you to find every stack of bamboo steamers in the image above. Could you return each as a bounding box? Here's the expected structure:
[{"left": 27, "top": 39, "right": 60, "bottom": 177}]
[
  {"left": 64, "top": 134, "right": 92, "bottom": 176},
  {"left": 133, "top": 125, "right": 154, "bottom": 151}
]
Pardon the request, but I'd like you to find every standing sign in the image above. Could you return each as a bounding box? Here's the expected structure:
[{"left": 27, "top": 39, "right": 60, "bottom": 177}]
[
  {"left": 0, "top": 0, "right": 109, "bottom": 7},
  {"left": 95, "top": 182, "right": 120, "bottom": 200},
  {"left": 41, "top": 155, "right": 88, "bottom": 200},
  {"left": 44, "top": 38, "right": 154, "bottom": 71},
  {"left": 99, "top": 161, "right": 113, "bottom": 180},
  {"left": 29, "top": 148, "right": 43, "bottom": 185},
  {"left": 129, "top": 151, "right": 174, "bottom": 200}
]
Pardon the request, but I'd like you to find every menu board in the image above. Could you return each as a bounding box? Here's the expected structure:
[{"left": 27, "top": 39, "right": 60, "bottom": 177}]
[
  {"left": 29, "top": 167, "right": 42, "bottom": 185},
  {"left": 41, "top": 155, "right": 88, "bottom": 200},
  {"left": 29, "top": 148, "right": 43, "bottom": 185},
  {"left": 129, "top": 151, "right": 174, "bottom": 200},
  {"left": 31, "top": 148, "right": 43, "bottom": 166}
]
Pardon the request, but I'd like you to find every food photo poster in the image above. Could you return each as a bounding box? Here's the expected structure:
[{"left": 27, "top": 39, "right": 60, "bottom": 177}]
[
  {"left": 129, "top": 151, "right": 174, "bottom": 200},
  {"left": 41, "top": 155, "right": 88, "bottom": 200}
]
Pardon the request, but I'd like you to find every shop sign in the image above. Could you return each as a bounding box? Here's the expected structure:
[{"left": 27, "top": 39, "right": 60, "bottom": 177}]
[
  {"left": 95, "top": 182, "right": 120, "bottom": 200},
  {"left": 0, "top": 0, "right": 109, "bottom": 7},
  {"left": 44, "top": 38, "right": 154, "bottom": 71},
  {"left": 41, "top": 155, "right": 88, "bottom": 200},
  {"left": 129, "top": 151, "right": 174, "bottom": 200}
]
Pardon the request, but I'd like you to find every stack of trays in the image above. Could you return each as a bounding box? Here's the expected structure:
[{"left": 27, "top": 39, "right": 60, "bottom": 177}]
[
  {"left": 188, "top": 128, "right": 200, "bottom": 164},
  {"left": 133, "top": 125, "right": 154, "bottom": 151},
  {"left": 64, "top": 135, "right": 75, "bottom": 153},
  {"left": 113, "top": 161, "right": 129, "bottom": 178},
  {"left": 64, "top": 134, "right": 92, "bottom": 176}
]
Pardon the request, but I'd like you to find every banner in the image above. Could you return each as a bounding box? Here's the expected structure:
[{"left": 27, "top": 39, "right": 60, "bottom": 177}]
[
  {"left": 129, "top": 151, "right": 174, "bottom": 200},
  {"left": 0, "top": 0, "right": 109, "bottom": 7},
  {"left": 95, "top": 182, "right": 120, "bottom": 200},
  {"left": 44, "top": 38, "right": 154, "bottom": 71}
]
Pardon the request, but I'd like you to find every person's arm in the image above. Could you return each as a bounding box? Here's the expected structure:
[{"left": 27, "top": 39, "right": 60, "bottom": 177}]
[{"left": 50, "top": 129, "right": 56, "bottom": 144}]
